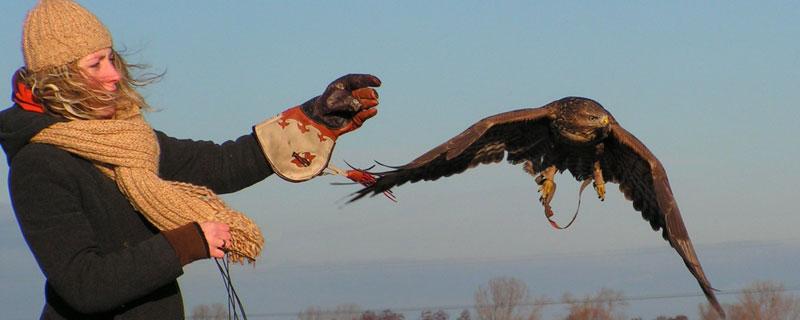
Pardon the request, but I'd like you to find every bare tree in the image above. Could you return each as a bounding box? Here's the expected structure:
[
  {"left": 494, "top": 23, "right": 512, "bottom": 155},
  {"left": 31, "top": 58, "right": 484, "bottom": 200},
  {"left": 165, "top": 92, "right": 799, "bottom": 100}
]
[
  {"left": 474, "top": 276, "right": 547, "bottom": 320},
  {"left": 457, "top": 310, "right": 472, "bottom": 320},
  {"left": 210, "top": 303, "right": 227, "bottom": 320},
  {"left": 332, "top": 304, "right": 364, "bottom": 320},
  {"left": 698, "top": 305, "right": 724, "bottom": 320},
  {"left": 298, "top": 304, "right": 363, "bottom": 320},
  {"left": 299, "top": 306, "right": 324, "bottom": 320},
  {"left": 561, "top": 288, "right": 627, "bottom": 320},
  {"left": 421, "top": 310, "right": 449, "bottom": 320},
  {"left": 699, "top": 281, "right": 800, "bottom": 320},
  {"left": 361, "top": 309, "right": 405, "bottom": 320},
  {"left": 190, "top": 303, "right": 227, "bottom": 320},
  {"left": 191, "top": 304, "right": 211, "bottom": 320},
  {"left": 655, "top": 316, "right": 688, "bottom": 320}
]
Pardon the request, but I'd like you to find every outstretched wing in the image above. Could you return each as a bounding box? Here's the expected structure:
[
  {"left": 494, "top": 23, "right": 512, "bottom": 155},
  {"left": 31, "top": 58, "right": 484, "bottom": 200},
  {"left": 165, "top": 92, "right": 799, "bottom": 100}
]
[
  {"left": 351, "top": 106, "right": 556, "bottom": 201},
  {"left": 602, "top": 124, "right": 724, "bottom": 318}
]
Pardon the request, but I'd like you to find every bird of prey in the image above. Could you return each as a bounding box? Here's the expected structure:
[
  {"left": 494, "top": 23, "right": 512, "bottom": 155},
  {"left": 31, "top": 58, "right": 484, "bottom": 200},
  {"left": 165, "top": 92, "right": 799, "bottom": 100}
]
[{"left": 351, "top": 97, "right": 725, "bottom": 318}]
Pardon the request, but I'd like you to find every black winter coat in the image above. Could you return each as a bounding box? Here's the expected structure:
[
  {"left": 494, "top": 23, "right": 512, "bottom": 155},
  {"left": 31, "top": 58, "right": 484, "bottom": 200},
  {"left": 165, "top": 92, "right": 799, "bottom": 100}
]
[{"left": 0, "top": 106, "right": 273, "bottom": 319}]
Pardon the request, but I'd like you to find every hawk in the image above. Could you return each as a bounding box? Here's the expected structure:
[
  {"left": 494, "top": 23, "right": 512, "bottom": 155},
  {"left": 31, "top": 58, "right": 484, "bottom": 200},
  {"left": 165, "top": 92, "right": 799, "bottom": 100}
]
[{"left": 352, "top": 97, "right": 725, "bottom": 318}]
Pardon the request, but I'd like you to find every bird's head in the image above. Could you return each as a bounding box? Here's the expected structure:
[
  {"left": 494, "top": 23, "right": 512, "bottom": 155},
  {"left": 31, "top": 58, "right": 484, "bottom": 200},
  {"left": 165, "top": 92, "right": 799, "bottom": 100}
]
[{"left": 551, "top": 97, "right": 613, "bottom": 144}]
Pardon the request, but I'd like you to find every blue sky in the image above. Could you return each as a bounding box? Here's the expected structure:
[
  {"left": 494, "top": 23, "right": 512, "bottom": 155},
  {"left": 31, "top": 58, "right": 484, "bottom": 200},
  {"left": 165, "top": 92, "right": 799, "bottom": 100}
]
[{"left": 1, "top": 1, "right": 799, "bottom": 319}]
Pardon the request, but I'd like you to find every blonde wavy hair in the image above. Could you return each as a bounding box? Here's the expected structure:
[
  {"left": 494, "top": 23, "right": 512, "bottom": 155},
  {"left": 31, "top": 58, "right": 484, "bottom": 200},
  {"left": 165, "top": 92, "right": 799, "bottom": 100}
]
[{"left": 19, "top": 49, "right": 160, "bottom": 120}]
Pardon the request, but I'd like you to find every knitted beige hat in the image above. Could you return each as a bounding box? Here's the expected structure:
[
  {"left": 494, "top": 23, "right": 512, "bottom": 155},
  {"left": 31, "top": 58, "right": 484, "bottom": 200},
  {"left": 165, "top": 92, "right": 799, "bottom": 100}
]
[{"left": 22, "top": 0, "right": 113, "bottom": 72}]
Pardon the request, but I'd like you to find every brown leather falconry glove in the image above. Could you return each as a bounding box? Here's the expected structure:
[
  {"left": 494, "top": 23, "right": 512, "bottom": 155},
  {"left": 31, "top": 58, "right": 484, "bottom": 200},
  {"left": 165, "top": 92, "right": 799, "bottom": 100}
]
[
  {"left": 300, "top": 74, "right": 381, "bottom": 134},
  {"left": 253, "top": 74, "right": 381, "bottom": 182}
]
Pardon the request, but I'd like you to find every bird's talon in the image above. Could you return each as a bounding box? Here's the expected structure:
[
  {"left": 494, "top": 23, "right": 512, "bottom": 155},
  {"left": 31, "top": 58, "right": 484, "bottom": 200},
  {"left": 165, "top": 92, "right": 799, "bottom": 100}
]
[
  {"left": 593, "top": 181, "right": 606, "bottom": 201},
  {"left": 538, "top": 179, "right": 556, "bottom": 205}
]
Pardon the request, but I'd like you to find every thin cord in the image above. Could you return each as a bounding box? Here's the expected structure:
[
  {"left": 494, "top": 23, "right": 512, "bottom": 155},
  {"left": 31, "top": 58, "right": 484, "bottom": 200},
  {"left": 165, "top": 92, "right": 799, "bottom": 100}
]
[
  {"left": 226, "top": 255, "right": 248, "bottom": 320},
  {"left": 213, "top": 258, "right": 233, "bottom": 319},
  {"left": 215, "top": 254, "right": 248, "bottom": 320},
  {"left": 223, "top": 257, "right": 238, "bottom": 320}
]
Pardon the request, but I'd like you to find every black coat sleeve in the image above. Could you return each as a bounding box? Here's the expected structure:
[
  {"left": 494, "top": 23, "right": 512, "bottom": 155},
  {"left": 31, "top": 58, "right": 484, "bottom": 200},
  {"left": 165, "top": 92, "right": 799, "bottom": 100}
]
[
  {"left": 156, "top": 131, "right": 274, "bottom": 194},
  {"left": 9, "top": 145, "right": 184, "bottom": 314}
]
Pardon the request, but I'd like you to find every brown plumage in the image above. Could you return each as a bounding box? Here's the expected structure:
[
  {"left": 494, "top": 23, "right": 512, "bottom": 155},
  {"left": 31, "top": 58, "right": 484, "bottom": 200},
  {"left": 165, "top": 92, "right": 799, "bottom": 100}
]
[{"left": 352, "top": 97, "right": 725, "bottom": 318}]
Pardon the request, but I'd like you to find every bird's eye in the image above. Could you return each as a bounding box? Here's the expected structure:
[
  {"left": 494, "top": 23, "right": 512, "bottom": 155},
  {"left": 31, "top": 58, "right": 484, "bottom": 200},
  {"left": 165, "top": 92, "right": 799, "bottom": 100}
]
[{"left": 588, "top": 115, "right": 599, "bottom": 121}]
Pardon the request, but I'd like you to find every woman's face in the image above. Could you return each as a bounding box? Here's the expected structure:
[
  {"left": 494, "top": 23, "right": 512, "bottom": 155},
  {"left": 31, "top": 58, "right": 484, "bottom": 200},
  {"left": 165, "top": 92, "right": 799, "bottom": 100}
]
[
  {"left": 77, "top": 48, "right": 121, "bottom": 118},
  {"left": 77, "top": 48, "right": 120, "bottom": 92}
]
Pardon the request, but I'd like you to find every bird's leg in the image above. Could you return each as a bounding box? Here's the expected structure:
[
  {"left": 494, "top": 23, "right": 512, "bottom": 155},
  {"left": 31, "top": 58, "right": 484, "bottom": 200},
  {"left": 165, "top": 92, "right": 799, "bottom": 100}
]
[
  {"left": 593, "top": 160, "right": 605, "bottom": 201},
  {"left": 535, "top": 165, "right": 558, "bottom": 217}
]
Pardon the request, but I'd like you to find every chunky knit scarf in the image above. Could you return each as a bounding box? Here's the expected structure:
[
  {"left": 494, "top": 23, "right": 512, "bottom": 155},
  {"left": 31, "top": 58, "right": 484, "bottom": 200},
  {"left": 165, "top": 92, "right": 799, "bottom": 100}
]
[{"left": 30, "top": 109, "right": 263, "bottom": 263}]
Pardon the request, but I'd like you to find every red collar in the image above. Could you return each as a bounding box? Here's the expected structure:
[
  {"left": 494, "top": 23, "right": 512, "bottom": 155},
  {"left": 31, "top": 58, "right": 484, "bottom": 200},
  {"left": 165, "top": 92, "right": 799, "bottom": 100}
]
[{"left": 12, "top": 69, "right": 45, "bottom": 113}]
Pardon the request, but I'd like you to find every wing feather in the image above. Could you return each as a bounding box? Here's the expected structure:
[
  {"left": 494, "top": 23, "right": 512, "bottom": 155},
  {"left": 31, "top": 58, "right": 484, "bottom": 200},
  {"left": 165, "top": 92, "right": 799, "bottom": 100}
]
[
  {"left": 351, "top": 106, "right": 555, "bottom": 201},
  {"left": 603, "top": 124, "right": 724, "bottom": 317}
]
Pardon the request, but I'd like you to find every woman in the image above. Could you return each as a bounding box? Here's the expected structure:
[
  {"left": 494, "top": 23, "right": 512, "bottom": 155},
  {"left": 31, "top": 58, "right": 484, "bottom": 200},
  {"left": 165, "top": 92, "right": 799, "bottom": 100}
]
[{"left": 1, "top": 0, "right": 380, "bottom": 319}]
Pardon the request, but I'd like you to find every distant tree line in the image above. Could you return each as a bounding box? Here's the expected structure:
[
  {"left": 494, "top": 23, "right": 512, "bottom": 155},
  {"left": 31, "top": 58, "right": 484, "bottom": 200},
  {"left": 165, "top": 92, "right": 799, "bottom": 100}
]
[
  {"left": 189, "top": 303, "right": 227, "bottom": 320},
  {"left": 189, "top": 278, "right": 800, "bottom": 320}
]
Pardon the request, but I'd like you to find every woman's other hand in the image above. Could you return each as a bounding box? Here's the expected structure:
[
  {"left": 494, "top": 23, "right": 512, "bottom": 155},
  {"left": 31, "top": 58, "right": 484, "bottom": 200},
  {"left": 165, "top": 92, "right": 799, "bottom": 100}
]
[{"left": 199, "top": 221, "right": 231, "bottom": 258}]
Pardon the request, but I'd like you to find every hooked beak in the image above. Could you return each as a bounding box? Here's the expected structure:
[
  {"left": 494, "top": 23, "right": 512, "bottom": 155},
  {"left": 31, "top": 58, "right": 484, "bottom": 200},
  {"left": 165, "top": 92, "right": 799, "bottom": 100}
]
[{"left": 600, "top": 116, "right": 610, "bottom": 126}]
